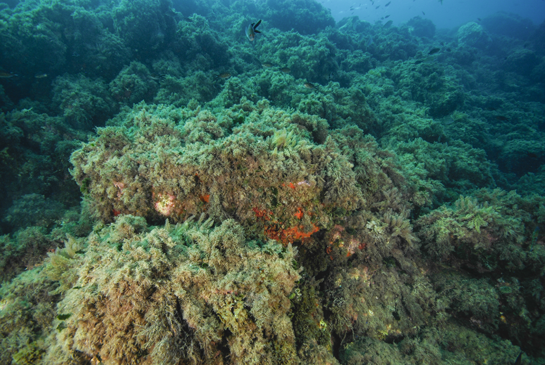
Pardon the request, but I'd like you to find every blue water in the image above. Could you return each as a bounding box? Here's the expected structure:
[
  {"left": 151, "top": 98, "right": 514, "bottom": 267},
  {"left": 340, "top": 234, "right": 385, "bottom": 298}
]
[{"left": 320, "top": 0, "right": 545, "bottom": 29}]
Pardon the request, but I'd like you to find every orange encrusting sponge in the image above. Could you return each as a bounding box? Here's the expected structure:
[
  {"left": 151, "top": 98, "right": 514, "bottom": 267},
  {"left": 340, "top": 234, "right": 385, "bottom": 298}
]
[{"left": 254, "top": 206, "right": 319, "bottom": 245}]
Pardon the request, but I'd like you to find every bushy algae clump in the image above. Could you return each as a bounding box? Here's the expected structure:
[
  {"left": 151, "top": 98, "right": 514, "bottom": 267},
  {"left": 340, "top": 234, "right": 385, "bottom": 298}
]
[
  {"left": 70, "top": 99, "right": 366, "bottom": 245},
  {"left": 417, "top": 189, "right": 545, "bottom": 352},
  {"left": 44, "top": 215, "right": 300, "bottom": 365},
  {"left": 0, "top": 266, "right": 58, "bottom": 365}
]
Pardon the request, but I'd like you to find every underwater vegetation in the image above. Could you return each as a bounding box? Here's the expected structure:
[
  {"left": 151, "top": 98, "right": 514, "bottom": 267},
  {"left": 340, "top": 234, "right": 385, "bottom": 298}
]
[{"left": 1, "top": 0, "right": 545, "bottom": 364}]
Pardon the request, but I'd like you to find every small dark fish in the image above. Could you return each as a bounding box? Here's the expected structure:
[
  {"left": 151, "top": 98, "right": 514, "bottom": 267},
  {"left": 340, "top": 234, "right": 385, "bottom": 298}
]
[
  {"left": 477, "top": 17, "right": 482, "bottom": 21},
  {"left": 444, "top": 116, "right": 456, "bottom": 125},
  {"left": 245, "top": 19, "right": 262, "bottom": 42},
  {"left": 219, "top": 72, "right": 231, "bottom": 79},
  {"left": 304, "top": 82, "right": 315, "bottom": 89},
  {"left": 527, "top": 152, "right": 538, "bottom": 158},
  {"left": 385, "top": 15, "right": 390, "bottom": 18},
  {"left": 384, "top": 20, "right": 393, "bottom": 27},
  {"left": 281, "top": 67, "right": 291, "bottom": 73},
  {"left": 446, "top": 47, "right": 452, "bottom": 52},
  {"left": 494, "top": 115, "right": 509, "bottom": 121},
  {"left": 376, "top": 5, "right": 380, "bottom": 9},
  {"left": 440, "top": 42, "right": 445, "bottom": 46},
  {"left": 514, "top": 351, "right": 523, "bottom": 365},
  {"left": 385, "top": 1, "right": 391, "bottom": 6},
  {"left": 35, "top": 73, "right": 48, "bottom": 79},
  {"left": 414, "top": 59, "right": 424, "bottom": 65},
  {"left": 422, "top": 11, "right": 426, "bottom": 15},
  {"left": 0, "top": 72, "right": 17, "bottom": 78},
  {"left": 262, "top": 62, "right": 273, "bottom": 68},
  {"left": 428, "top": 47, "right": 441, "bottom": 55}
]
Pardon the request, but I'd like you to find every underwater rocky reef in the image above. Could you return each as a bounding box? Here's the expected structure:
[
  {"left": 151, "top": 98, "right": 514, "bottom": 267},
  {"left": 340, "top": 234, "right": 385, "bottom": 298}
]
[{"left": 1, "top": 0, "right": 545, "bottom": 364}]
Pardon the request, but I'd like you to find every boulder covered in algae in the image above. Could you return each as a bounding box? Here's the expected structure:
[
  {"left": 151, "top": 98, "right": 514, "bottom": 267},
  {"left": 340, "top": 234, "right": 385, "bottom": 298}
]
[
  {"left": 70, "top": 99, "right": 421, "bottom": 247},
  {"left": 44, "top": 215, "right": 301, "bottom": 364}
]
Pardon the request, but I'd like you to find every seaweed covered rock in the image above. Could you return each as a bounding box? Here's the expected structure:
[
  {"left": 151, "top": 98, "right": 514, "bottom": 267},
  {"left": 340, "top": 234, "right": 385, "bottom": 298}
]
[
  {"left": 339, "top": 50, "right": 376, "bottom": 74},
  {"left": 417, "top": 191, "right": 527, "bottom": 265},
  {"left": 3, "top": 194, "right": 64, "bottom": 232},
  {"left": 498, "top": 136, "right": 545, "bottom": 177},
  {"left": 0, "top": 204, "right": 92, "bottom": 283},
  {"left": 316, "top": 245, "right": 439, "bottom": 344},
  {"left": 295, "top": 83, "right": 379, "bottom": 133},
  {"left": 0, "top": 0, "right": 131, "bottom": 82},
  {"left": 394, "top": 138, "right": 497, "bottom": 197},
  {"left": 173, "top": 14, "right": 230, "bottom": 70},
  {"left": 390, "top": 61, "right": 464, "bottom": 118},
  {"left": 457, "top": 22, "right": 490, "bottom": 49},
  {"left": 405, "top": 16, "right": 436, "bottom": 38},
  {"left": 0, "top": 3, "right": 68, "bottom": 76},
  {"left": 417, "top": 189, "right": 545, "bottom": 351},
  {"left": 109, "top": 62, "right": 159, "bottom": 106},
  {"left": 480, "top": 11, "right": 535, "bottom": 40},
  {"left": 340, "top": 321, "right": 524, "bottom": 364},
  {"left": 155, "top": 70, "right": 220, "bottom": 107},
  {"left": 70, "top": 99, "right": 366, "bottom": 245},
  {"left": 153, "top": 49, "right": 220, "bottom": 107},
  {"left": 364, "top": 28, "right": 419, "bottom": 63},
  {"left": 0, "top": 226, "right": 52, "bottom": 281},
  {"left": 69, "top": 30, "right": 132, "bottom": 81},
  {"left": 45, "top": 215, "right": 301, "bottom": 364},
  {"left": 264, "top": 0, "right": 335, "bottom": 35},
  {"left": 503, "top": 48, "right": 541, "bottom": 77},
  {"left": 0, "top": 109, "right": 88, "bottom": 231},
  {"left": 0, "top": 267, "right": 59, "bottom": 365},
  {"left": 258, "top": 30, "right": 338, "bottom": 84},
  {"left": 112, "top": 0, "right": 177, "bottom": 56},
  {"left": 52, "top": 74, "right": 116, "bottom": 129}
]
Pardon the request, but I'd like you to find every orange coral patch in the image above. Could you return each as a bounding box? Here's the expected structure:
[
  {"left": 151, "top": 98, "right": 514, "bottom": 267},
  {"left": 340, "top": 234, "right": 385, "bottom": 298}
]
[
  {"left": 279, "top": 224, "right": 319, "bottom": 244},
  {"left": 294, "top": 207, "right": 304, "bottom": 220},
  {"left": 264, "top": 225, "right": 281, "bottom": 241},
  {"left": 113, "top": 209, "right": 121, "bottom": 217},
  {"left": 289, "top": 182, "right": 296, "bottom": 190},
  {"left": 253, "top": 207, "right": 272, "bottom": 220},
  {"left": 200, "top": 194, "right": 210, "bottom": 203},
  {"left": 263, "top": 223, "right": 319, "bottom": 245}
]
